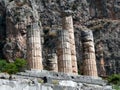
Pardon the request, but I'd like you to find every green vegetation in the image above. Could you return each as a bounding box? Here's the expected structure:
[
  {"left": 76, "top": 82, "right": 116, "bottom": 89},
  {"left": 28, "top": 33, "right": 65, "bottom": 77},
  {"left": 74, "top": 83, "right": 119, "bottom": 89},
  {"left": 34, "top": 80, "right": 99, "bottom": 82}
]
[
  {"left": 4, "top": 63, "right": 18, "bottom": 74},
  {"left": 113, "top": 85, "right": 120, "bottom": 90},
  {"left": 14, "top": 58, "right": 27, "bottom": 72},
  {"left": 0, "top": 60, "right": 7, "bottom": 72},
  {"left": 0, "top": 58, "right": 27, "bottom": 74},
  {"left": 107, "top": 74, "right": 120, "bottom": 90}
]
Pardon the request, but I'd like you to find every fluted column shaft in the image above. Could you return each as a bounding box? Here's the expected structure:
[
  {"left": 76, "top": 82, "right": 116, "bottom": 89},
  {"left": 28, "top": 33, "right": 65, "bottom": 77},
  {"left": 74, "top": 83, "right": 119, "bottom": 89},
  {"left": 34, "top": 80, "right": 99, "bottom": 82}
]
[
  {"left": 97, "top": 42, "right": 106, "bottom": 76},
  {"left": 81, "top": 30, "right": 98, "bottom": 77},
  {"left": 57, "top": 30, "right": 72, "bottom": 73},
  {"left": 62, "top": 15, "right": 78, "bottom": 74},
  {"left": 47, "top": 53, "right": 58, "bottom": 72},
  {"left": 27, "top": 22, "right": 43, "bottom": 70}
]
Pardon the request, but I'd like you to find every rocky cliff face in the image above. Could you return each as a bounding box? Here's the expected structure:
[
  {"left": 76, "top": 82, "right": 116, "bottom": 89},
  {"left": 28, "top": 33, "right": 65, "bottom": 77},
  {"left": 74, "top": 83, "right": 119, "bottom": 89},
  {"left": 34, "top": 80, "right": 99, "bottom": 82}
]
[
  {"left": 87, "top": 0, "right": 120, "bottom": 19},
  {"left": 0, "top": 0, "right": 120, "bottom": 76}
]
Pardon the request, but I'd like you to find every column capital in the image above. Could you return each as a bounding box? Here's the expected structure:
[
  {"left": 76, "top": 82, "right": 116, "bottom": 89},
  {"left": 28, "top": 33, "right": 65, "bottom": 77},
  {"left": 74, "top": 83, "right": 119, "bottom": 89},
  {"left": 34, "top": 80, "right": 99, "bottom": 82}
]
[
  {"left": 61, "top": 10, "right": 73, "bottom": 17},
  {"left": 81, "top": 30, "right": 94, "bottom": 42}
]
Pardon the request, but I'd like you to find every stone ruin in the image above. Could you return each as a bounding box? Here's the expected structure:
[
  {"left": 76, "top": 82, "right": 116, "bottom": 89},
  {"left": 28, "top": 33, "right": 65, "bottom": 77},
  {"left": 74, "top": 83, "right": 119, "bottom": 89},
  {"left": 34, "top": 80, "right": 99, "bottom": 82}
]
[
  {"left": 81, "top": 30, "right": 98, "bottom": 77},
  {"left": 25, "top": 8, "right": 98, "bottom": 77},
  {"left": 0, "top": 0, "right": 114, "bottom": 89},
  {"left": 1, "top": 0, "right": 100, "bottom": 77}
]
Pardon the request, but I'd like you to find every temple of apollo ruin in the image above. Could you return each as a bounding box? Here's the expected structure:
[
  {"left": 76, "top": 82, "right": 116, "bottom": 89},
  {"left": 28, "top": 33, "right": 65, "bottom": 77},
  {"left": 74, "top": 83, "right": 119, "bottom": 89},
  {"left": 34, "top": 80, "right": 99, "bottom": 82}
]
[{"left": 26, "top": 13, "right": 98, "bottom": 77}]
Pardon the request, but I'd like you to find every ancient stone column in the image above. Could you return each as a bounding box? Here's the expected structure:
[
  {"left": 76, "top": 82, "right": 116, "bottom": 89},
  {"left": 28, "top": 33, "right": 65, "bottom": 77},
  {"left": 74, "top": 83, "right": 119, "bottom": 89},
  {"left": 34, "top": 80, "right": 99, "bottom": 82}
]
[
  {"left": 27, "top": 22, "right": 43, "bottom": 70},
  {"left": 96, "top": 42, "right": 106, "bottom": 77},
  {"left": 62, "top": 14, "right": 78, "bottom": 74},
  {"left": 46, "top": 53, "right": 58, "bottom": 72},
  {"left": 57, "top": 30, "right": 72, "bottom": 73},
  {"left": 99, "top": 58, "right": 106, "bottom": 77},
  {"left": 81, "top": 30, "right": 98, "bottom": 77}
]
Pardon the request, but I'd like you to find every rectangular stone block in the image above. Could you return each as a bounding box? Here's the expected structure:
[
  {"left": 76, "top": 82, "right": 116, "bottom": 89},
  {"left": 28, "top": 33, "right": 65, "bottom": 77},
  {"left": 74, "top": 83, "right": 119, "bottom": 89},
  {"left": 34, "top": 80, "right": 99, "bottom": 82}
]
[
  {"left": 58, "top": 54, "right": 71, "bottom": 61},
  {"left": 83, "top": 41, "right": 94, "bottom": 47},
  {"left": 69, "top": 33, "right": 75, "bottom": 39},
  {"left": 58, "top": 42, "right": 70, "bottom": 49},
  {"left": 57, "top": 48, "right": 71, "bottom": 55},
  {"left": 71, "top": 55, "right": 77, "bottom": 61},
  {"left": 71, "top": 47, "right": 76, "bottom": 55}
]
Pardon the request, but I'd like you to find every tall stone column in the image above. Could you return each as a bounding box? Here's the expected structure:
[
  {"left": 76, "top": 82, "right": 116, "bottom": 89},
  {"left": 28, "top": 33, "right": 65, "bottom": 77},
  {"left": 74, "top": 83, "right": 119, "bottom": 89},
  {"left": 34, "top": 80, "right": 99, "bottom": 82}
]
[
  {"left": 62, "top": 14, "right": 78, "bottom": 74},
  {"left": 27, "top": 22, "right": 43, "bottom": 70},
  {"left": 45, "top": 53, "right": 58, "bottom": 72},
  {"left": 81, "top": 30, "right": 98, "bottom": 77},
  {"left": 57, "top": 30, "right": 72, "bottom": 73}
]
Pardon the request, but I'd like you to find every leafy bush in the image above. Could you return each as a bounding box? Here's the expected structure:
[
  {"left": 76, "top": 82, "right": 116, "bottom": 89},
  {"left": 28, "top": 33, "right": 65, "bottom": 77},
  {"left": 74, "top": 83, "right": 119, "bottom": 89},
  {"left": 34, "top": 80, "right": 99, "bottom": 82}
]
[
  {"left": 14, "top": 58, "right": 27, "bottom": 71},
  {"left": 3, "top": 63, "right": 18, "bottom": 74},
  {"left": 0, "top": 58, "right": 27, "bottom": 74},
  {"left": 113, "top": 85, "right": 120, "bottom": 90},
  {"left": 108, "top": 74, "right": 120, "bottom": 90},
  {"left": 0, "top": 59, "right": 7, "bottom": 72},
  {"left": 108, "top": 74, "right": 120, "bottom": 85}
]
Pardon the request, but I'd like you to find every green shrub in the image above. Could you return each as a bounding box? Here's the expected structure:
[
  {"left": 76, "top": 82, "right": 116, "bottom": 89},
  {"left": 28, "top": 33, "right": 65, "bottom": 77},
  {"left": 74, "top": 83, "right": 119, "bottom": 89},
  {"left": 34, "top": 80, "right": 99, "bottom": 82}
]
[
  {"left": 3, "top": 63, "right": 18, "bottom": 74},
  {"left": 108, "top": 74, "right": 120, "bottom": 90},
  {"left": 14, "top": 58, "right": 27, "bottom": 71},
  {"left": 108, "top": 74, "right": 120, "bottom": 85},
  {"left": 113, "top": 85, "right": 120, "bottom": 90},
  {"left": 0, "top": 58, "right": 27, "bottom": 74},
  {"left": 0, "top": 59, "right": 7, "bottom": 72}
]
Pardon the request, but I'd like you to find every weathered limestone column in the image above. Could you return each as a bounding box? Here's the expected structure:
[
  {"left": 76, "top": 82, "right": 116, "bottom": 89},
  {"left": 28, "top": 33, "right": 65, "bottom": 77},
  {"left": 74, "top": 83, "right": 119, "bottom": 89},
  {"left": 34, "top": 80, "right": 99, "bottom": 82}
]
[
  {"left": 81, "top": 30, "right": 98, "bottom": 77},
  {"left": 57, "top": 30, "right": 72, "bottom": 73},
  {"left": 96, "top": 42, "right": 106, "bottom": 77},
  {"left": 99, "top": 58, "right": 106, "bottom": 77},
  {"left": 27, "top": 22, "right": 43, "bottom": 70},
  {"left": 46, "top": 53, "right": 58, "bottom": 72},
  {"left": 62, "top": 14, "right": 78, "bottom": 74}
]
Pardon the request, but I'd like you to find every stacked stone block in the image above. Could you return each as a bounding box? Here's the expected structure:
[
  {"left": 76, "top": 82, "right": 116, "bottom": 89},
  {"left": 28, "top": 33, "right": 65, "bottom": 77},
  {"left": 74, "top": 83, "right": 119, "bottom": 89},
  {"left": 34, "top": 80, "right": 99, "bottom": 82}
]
[
  {"left": 47, "top": 53, "right": 58, "bottom": 72},
  {"left": 62, "top": 15, "right": 78, "bottom": 74},
  {"left": 81, "top": 30, "right": 98, "bottom": 77},
  {"left": 27, "top": 22, "right": 43, "bottom": 70},
  {"left": 96, "top": 42, "right": 106, "bottom": 77},
  {"left": 57, "top": 30, "right": 72, "bottom": 73}
]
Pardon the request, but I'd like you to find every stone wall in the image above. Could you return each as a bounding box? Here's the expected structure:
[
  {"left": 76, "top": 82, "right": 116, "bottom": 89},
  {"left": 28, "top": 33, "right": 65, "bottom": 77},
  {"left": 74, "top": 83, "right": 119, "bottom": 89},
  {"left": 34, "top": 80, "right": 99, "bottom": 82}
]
[{"left": 0, "top": 71, "right": 113, "bottom": 90}]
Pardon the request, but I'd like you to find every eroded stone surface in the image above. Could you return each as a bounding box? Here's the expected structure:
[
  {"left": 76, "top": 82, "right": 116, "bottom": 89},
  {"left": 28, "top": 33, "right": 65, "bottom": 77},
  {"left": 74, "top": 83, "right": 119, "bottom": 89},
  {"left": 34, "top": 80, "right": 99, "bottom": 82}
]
[
  {"left": 57, "top": 30, "right": 72, "bottom": 74},
  {"left": 0, "top": 0, "right": 120, "bottom": 76},
  {"left": 0, "top": 71, "right": 113, "bottom": 90},
  {"left": 62, "top": 14, "right": 78, "bottom": 74},
  {"left": 81, "top": 30, "right": 98, "bottom": 77}
]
